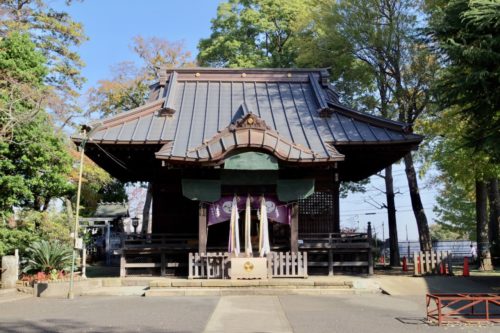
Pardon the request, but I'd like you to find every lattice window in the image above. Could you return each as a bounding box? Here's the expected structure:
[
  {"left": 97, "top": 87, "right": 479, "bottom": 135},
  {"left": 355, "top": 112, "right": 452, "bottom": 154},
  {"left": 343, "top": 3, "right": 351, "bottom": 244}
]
[{"left": 298, "top": 192, "right": 335, "bottom": 233}]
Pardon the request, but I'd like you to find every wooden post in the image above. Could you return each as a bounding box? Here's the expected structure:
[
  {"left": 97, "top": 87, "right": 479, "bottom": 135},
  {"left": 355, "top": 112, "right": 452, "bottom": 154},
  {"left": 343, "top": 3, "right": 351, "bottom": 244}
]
[
  {"left": 120, "top": 252, "right": 126, "bottom": 277},
  {"left": 333, "top": 179, "right": 340, "bottom": 233},
  {"left": 367, "top": 222, "right": 374, "bottom": 275},
  {"left": 105, "top": 221, "right": 111, "bottom": 265},
  {"left": 199, "top": 204, "right": 207, "bottom": 255},
  {"left": 82, "top": 238, "right": 87, "bottom": 278},
  {"left": 291, "top": 203, "right": 299, "bottom": 253},
  {"left": 328, "top": 249, "right": 334, "bottom": 276},
  {"left": 160, "top": 252, "right": 166, "bottom": 276}
]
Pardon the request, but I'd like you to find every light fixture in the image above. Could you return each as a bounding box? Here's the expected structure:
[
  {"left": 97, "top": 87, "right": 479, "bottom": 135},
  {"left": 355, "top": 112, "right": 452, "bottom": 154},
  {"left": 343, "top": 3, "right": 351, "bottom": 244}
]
[{"left": 132, "top": 217, "right": 139, "bottom": 234}]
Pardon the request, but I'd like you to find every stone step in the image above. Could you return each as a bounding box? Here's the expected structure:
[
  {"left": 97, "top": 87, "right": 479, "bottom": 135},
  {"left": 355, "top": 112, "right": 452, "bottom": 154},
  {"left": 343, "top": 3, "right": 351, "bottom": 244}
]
[
  {"left": 149, "top": 279, "right": 353, "bottom": 289},
  {"left": 145, "top": 287, "right": 358, "bottom": 297}
]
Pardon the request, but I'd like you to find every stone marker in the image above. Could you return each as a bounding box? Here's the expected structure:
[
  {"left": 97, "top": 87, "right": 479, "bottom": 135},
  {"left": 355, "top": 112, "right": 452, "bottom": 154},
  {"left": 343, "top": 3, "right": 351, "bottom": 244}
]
[{"left": 1, "top": 255, "right": 19, "bottom": 289}]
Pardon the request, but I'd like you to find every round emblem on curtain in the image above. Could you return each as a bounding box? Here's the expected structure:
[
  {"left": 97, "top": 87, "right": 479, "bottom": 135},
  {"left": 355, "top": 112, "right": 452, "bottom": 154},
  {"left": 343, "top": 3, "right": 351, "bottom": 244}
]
[{"left": 222, "top": 201, "right": 233, "bottom": 214}]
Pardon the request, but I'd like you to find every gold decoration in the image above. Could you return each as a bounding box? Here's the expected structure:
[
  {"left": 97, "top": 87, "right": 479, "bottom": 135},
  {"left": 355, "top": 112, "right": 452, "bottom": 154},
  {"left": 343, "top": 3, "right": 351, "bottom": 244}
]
[
  {"left": 287, "top": 72, "right": 292, "bottom": 78},
  {"left": 241, "top": 73, "right": 247, "bottom": 78},
  {"left": 195, "top": 72, "right": 201, "bottom": 77},
  {"left": 243, "top": 261, "right": 254, "bottom": 272},
  {"left": 247, "top": 117, "right": 254, "bottom": 125}
]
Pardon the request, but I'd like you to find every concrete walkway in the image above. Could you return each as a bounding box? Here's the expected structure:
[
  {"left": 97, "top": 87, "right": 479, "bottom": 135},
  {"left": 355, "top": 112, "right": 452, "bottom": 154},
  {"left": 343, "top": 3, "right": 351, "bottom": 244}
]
[{"left": 204, "top": 296, "right": 293, "bottom": 333}]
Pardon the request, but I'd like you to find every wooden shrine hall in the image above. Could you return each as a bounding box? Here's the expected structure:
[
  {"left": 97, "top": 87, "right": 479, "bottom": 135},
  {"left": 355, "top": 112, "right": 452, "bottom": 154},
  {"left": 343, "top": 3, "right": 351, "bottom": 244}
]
[{"left": 73, "top": 68, "right": 422, "bottom": 278}]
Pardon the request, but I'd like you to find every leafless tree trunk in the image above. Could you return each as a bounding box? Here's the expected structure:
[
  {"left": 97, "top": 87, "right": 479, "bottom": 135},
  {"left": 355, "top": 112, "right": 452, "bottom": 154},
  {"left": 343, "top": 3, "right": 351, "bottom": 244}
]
[
  {"left": 476, "top": 180, "right": 493, "bottom": 270},
  {"left": 384, "top": 165, "right": 400, "bottom": 266},
  {"left": 487, "top": 179, "right": 500, "bottom": 261},
  {"left": 141, "top": 183, "right": 153, "bottom": 234},
  {"left": 404, "top": 153, "right": 431, "bottom": 251}
]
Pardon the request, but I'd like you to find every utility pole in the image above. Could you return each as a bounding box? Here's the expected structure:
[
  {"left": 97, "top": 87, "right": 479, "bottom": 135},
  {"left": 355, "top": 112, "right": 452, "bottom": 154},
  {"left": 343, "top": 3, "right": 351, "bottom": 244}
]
[{"left": 68, "top": 124, "right": 100, "bottom": 299}]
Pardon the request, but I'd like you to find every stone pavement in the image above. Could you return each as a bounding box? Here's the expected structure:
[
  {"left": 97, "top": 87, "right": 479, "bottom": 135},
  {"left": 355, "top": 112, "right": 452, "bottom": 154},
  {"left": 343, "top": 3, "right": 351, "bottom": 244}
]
[
  {"left": 374, "top": 275, "right": 499, "bottom": 295},
  {"left": 1, "top": 294, "right": 498, "bottom": 332},
  {"left": 0, "top": 288, "right": 32, "bottom": 304},
  {"left": 204, "top": 296, "right": 293, "bottom": 333}
]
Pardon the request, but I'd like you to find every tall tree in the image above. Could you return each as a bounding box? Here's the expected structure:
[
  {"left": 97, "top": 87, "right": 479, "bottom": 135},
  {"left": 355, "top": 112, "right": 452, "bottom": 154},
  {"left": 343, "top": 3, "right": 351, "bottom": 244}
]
[
  {"left": 427, "top": 0, "right": 500, "bottom": 269},
  {"left": 488, "top": 179, "right": 500, "bottom": 258},
  {"left": 299, "top": 0, "right": 435, "bottom": 258},
  {"left": 198, "top": 0, "right": 311, "bottom": 68},
  {"left": 88, "top": 36, "right": 194, "bottom": 117},
  {"left": 0, "top": 0, "right": 87, "bottom": 129},
  {"left": 422, "top": 104, "right": 500, "bottom": 268},
  {"left": 0, "top": 33, "right": 74, "bottom": 218},
  {"left": 427, "top": 0, "right": 500, "bottom": 161}
]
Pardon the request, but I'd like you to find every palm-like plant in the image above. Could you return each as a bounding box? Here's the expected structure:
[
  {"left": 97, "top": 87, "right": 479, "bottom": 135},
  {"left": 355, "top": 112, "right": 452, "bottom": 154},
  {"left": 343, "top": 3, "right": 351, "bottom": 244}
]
[{"left": 23, "top": 240, "right": 73, "bottom": 274}]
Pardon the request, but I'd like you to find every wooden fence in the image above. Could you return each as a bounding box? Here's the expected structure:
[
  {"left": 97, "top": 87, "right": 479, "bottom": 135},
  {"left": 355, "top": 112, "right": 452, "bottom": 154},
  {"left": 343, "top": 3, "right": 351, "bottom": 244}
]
[
  {"left": 267, "top": 252, "right": 308, "bottom": 278},
  {"left": 413, "top": 250, "right": 453, "bottom": 276},
  {"left": 188, "top": 252, "right": 228, "bottom": 279},
  {"left": 188, "top": 251, "right": 308, "bottom": 279}
]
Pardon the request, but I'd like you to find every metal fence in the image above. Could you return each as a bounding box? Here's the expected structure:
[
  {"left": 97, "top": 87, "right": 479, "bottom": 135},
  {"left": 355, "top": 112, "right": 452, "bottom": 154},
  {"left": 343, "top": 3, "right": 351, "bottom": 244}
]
[{"left": 397, "top": 240, "right": 475, "bottom": 264}]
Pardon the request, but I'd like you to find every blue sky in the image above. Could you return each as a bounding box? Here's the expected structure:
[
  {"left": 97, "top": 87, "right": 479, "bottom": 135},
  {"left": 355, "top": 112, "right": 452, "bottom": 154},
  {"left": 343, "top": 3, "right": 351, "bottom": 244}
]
[
  {"left": 61, "top": 0, "right": 221, "bottom": 91},
  {"left": 60, "top": 0, "right": 437, "bottom": 241}
]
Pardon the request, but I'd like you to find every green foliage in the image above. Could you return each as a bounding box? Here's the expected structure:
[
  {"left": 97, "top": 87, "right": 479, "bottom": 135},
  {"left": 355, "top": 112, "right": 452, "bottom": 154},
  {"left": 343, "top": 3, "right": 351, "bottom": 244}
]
[
  {"left": 0, "top": 0, "right": 87, "bottom": 129},
  {"left": 429, "top": 223, "right": 465, "bottom": 241},
  {"left": 0, "top": 32, "right": 48, "bottom": 140},
  {"left": 0, "top": 113, "right": 74, "bottom": 213},
  {"left": 433, "top": 180, "right": 476, "bottom": 240},
  {"left": 22, "top": 240, "right": 73, "bottom": 274},
  {"left": 0, "top": 209, "right": 72, "bottom": 257},
  {"left": 428, "top": 0, "right": 500, "bottom": 161},
  {"left": 198, "top": 0, "right": 311, "bottom": 68},
  {"left": 17, "top": 210, "right": 72, "bottom": 243},
  {"left": 0, "top": 224, "right": 38, "bottom": 257},
  {"left": 340, "top": 180, "right": 369, "bottom": 199},
  {"left": 0, "top": 32, "right": 47, "bottom": 85},
  {"left": 0, "top": 0, "right": 86, "bottom": 91}
]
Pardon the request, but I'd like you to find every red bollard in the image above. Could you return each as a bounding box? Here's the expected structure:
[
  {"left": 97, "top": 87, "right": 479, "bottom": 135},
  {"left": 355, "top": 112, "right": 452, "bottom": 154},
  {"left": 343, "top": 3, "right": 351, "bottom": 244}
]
[
  {"left": 440, "top": 262, "right": 444, "bottom": 275},
  {"left": 402, "top": 256, "right": 408, "bottom": 272},
  {"left": 463, "top": 257, "right": 470, "bottom": 277}
]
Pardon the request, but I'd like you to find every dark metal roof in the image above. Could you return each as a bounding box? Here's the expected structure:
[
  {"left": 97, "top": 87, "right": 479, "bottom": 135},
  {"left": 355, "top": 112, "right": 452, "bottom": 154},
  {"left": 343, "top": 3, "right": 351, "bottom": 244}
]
[
  {"left": 94, "top": 202, "right": 129, "bottom": 218},
  {"left": 76, "top": 68, "right": 422, "bottom": 164}
]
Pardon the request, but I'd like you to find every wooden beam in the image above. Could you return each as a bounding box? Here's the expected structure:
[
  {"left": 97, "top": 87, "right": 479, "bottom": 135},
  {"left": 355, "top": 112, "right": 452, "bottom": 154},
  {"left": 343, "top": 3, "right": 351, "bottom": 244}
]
[
  {"left": 333, "top": 180, "right": 340, "bottom": 233},
  {"left": 198, "top": 204, "right": 207, "bottom": 254},
  {"left": 291, "top": 203, "right": 299, "bottom": 253}
]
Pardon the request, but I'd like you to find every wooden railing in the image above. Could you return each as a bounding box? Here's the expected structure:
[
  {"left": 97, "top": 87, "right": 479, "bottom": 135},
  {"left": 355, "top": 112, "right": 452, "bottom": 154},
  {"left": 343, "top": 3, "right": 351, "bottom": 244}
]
[
  {"left": 119, "top": 233, "right": 197, "bottom": 277},
  {"left": 299, "top": 232, "right": 373, "bottom": 275},
  {"left": 121, "top": 233, "right": 198, "bottom": 250}
]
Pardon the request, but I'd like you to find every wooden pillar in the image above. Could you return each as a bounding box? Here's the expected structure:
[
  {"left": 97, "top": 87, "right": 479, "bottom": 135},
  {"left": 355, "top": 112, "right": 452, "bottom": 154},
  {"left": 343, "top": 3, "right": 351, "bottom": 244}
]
[
  {"left": 82, "top": 237, "right": 87, "bottom": 278},
  {"left": 105, "top": 221, "right": 111, "bottom": 265},
  {"left": 120, "top": 252, "right": 126, "bottom": 277},
  {"left": 333, "top": 178, "right": 340, "bottom": 233},
  {"left": 291, "top": 203, "right": 299, "bottom": 253},
  {"left": 367, "top": 222, "right": 374, "bottom": 275},
  {"left": 199, "top": 203, "right": 207, "bottom": 254}
]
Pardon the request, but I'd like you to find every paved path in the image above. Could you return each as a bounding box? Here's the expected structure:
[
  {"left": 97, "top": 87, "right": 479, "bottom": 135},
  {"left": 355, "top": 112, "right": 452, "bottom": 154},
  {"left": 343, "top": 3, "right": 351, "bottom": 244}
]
[
  {"left": 204, "top": 296, "right": 292, "bottom": 333},
  {"left": 0, "top": 294, "right": 498, "bottom": 332}
]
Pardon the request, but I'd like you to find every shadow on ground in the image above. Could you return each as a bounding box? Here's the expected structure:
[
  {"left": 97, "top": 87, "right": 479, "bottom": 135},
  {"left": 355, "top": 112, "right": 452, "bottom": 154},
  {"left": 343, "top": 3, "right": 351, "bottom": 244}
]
[{"left": 0, "top": 319, "right": 196, "bottom": 333}]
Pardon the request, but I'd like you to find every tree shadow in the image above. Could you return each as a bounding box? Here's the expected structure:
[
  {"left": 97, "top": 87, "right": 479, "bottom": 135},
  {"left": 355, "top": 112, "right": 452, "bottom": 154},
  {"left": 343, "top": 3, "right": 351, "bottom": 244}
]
[{"left": 0, "top": 319, "right": 197, "bottom": 333}]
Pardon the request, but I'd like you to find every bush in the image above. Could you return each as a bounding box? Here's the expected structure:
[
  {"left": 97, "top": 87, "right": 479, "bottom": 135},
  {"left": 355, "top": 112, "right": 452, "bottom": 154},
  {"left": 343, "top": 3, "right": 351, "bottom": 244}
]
[
  {"left": 23, "top": 240, "right": 73, "bottom": 274},
  {"left": 0, "top": 225, "right": 39, "bottom": 257}
]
